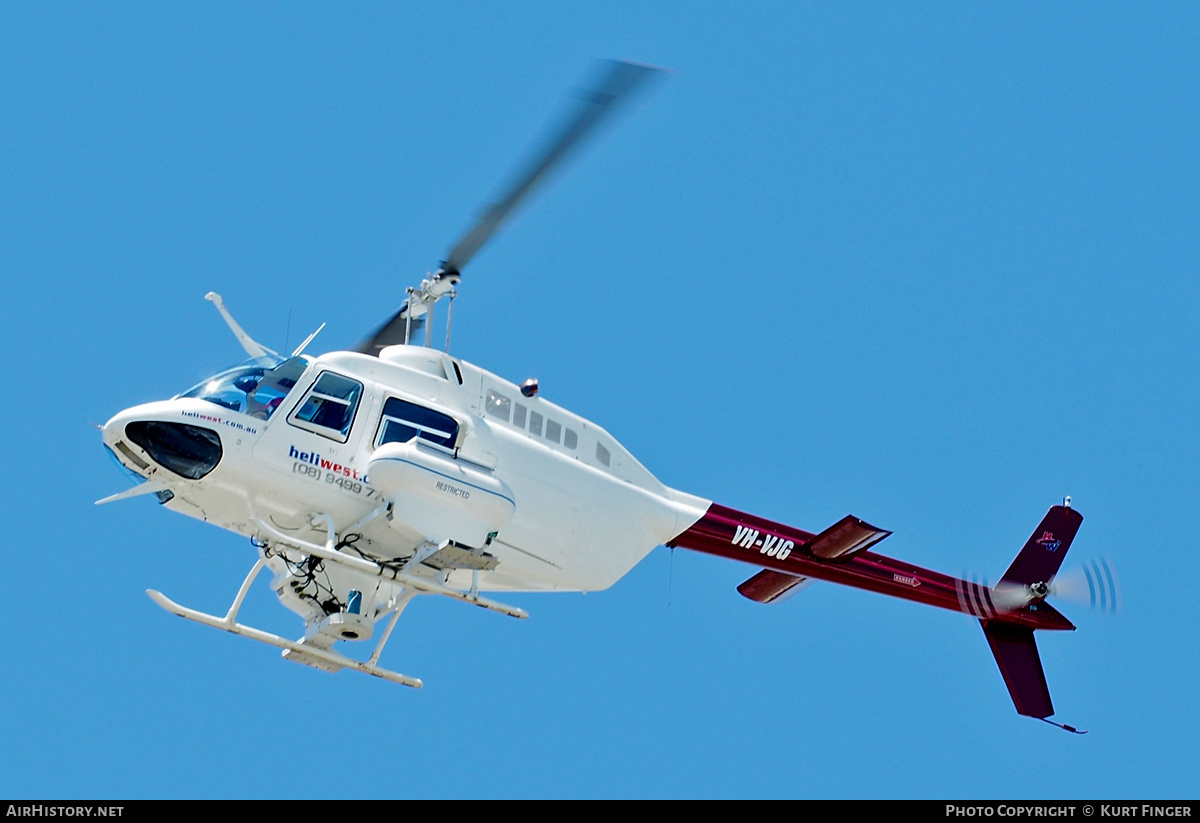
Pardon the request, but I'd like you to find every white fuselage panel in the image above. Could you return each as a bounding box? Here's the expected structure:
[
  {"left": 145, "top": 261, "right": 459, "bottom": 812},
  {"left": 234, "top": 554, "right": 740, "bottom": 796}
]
[{"left": 103, "top": 349, "right": 709, "bottom": 595}]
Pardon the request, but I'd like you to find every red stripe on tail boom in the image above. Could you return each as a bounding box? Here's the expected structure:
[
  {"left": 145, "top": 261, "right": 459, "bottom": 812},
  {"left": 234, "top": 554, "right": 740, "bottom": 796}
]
[
  {"left": 670, "top": 502, "right": 1087, "bottom": 723},
  {"left": 667, "top": 503, "right": 1075, "bottom": 632}
]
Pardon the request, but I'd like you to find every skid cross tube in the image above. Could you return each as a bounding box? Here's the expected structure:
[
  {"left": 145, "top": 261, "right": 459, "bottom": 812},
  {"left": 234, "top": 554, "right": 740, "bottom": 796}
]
[
  {"left": 146, "top": 555, "right": 423, "bottom": 688},
  {"left": 253, "top": 515, "right": 529, "bottom": 619}
]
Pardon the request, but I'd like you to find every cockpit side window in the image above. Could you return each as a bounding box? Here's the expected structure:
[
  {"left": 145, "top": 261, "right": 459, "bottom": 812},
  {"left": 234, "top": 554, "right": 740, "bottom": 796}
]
[
  {"left": 248, "top": 357, "right": 308, "bottom": 420},
  {"left": 375, "top": 397, "right": 459, "bottom": 450},
  {"left": 288, "top": 371, "right": 363, "bottom": 442}
]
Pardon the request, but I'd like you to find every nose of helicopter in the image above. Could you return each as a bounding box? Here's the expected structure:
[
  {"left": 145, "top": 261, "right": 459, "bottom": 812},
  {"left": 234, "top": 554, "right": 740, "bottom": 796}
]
[{"left": 102, "top": 404, "right": 224, "bottom": 481}]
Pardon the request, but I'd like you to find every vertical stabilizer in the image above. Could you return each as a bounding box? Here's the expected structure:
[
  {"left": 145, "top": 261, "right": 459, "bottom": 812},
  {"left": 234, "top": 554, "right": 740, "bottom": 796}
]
[
  {"left": 999, "top": 504, "right": 1083, "bottom": 588},
  {"left": 982, "top": 621, "right": 1053, "bottom": 718},
  {"left": 983, "top": 504, "right": 1087, "bottom": 728}
]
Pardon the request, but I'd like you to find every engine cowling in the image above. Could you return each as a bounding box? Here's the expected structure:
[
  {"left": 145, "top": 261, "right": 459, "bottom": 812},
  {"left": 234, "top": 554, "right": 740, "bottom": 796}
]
[{"left": 367, "top": 439, "right": 516, "bottom": 549}]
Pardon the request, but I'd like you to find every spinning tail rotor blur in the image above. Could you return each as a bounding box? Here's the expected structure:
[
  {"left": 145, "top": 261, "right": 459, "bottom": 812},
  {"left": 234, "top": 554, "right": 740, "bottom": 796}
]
[{"left": 991, "top": 556, "right": 1121, "bottom": 615}]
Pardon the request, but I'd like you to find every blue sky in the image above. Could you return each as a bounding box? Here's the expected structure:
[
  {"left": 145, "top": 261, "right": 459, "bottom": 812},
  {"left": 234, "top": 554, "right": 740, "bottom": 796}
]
[{"left": 2, "top": 2, "right": 1197, "bottom": 799}]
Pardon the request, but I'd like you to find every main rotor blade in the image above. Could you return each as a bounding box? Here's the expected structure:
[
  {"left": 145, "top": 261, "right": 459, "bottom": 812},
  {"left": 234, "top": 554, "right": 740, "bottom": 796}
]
[
  {"left": 354, "top": 296, "right": 425, "bottom": 354},
  {"left": 442, "top": 59, "right": 668, "bottom": 275}
]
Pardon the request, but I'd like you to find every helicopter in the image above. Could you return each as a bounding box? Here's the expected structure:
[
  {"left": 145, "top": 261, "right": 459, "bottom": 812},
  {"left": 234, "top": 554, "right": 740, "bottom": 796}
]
[{"left": 98, "top": 59, "right": 1112, "bottom": 731}]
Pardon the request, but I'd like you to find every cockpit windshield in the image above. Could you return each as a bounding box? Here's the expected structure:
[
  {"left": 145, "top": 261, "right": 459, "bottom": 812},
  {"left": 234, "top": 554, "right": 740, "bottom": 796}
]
[{"left": 178, "top": 356, "right": 310, "bottom": 420}]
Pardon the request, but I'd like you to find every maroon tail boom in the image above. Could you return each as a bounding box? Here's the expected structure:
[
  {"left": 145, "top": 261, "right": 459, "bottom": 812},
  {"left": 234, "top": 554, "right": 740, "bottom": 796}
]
[{"left": 667, "top": 502, "right": 1084, "bottom": 720}]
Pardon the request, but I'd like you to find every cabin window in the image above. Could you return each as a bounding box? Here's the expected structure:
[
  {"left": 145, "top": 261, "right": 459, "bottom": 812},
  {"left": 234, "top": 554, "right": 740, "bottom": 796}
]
[
  {"left": 485, "top": 390, "right": 511, "bottom": 422},
  {"left": 289, "top": 372, "right": 362, "bottom": 442},
  {"left": 376, "top": 397, "right": 459, "bottom": 450},
  {"left": 513, "top": 403, "right": 527, "bottom": 428},
  {"left": 564, "top": 428, "right": 578, "bottom": 450},
  {"left": 596, "top": 442, "right": 611, "bottom": 467},
  {"left": 528, "top": 410, "right": 543, "bottom": 436},
  {"left": 545, "top": 419, "right": 561, "bottom": 444}
]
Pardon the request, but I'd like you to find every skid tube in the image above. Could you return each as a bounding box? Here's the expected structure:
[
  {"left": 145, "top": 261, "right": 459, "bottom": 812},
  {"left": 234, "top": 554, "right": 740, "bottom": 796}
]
[{"left": 147, "top": 557, "right": 423, "bottom": 688}]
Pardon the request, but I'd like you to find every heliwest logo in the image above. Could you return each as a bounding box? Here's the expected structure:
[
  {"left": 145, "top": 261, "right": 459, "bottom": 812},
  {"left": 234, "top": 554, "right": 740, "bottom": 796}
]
[
  {"left": 731, "top": 524, "right": 794, "bottom": 560},
  {"left": 288, "top": 445, "right": 368, "bottom": 481}
]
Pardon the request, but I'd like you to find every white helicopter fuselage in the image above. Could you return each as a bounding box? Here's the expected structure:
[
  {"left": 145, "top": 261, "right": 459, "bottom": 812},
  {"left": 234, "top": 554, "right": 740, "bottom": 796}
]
[
  {"left": 97, "top": 59, "right": 1095, "bottom": 718},
  {"left": 97, "top": 62, "right": 721, "bottom": 684},
  {"left": 103, "top": 344, "right": 709, "bottom": 622}
]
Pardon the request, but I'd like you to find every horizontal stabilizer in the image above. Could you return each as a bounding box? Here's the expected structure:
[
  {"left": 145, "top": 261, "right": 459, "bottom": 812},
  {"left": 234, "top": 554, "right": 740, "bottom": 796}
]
[
  {"left": 1000, "top": 504, "right": 1083, "bottom": 587},
  {"left": 737, "top": 569, "right": 813, "bottom": 604},
  {"left": 982, "top": 621, "right": 1053, "bottom": 718},
  {"left": 803, "top": 515, "right": 891, "bottom": 560}
]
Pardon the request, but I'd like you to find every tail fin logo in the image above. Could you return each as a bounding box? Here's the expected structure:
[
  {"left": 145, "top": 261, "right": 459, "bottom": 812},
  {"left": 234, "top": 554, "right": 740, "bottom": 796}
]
[{"left": 1035, "top": 531, "right": 1061, "bottom": 552}]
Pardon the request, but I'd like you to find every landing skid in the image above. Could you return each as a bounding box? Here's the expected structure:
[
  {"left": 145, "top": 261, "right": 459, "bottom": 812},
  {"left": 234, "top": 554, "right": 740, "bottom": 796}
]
[
  {"left": 147, "top": 511, "right": 532, "bottom": 688},
  {"left": 146, "top": 557, "right": 423, "bottom": 688}
]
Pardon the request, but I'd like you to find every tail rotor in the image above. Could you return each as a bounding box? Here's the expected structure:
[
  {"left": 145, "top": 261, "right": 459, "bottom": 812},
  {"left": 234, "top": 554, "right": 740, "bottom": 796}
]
[{"left": 990, "top": 556, "right": 1120, "bottom": 615}]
